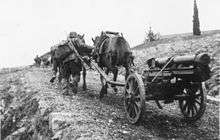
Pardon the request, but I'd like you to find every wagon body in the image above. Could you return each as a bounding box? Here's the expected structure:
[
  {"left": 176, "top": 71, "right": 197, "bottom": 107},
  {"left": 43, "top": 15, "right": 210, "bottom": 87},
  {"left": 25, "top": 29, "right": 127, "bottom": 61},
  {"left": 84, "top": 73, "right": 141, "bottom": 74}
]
[{"left": 124, "top": 53, "right": 211, "bottom": 124}]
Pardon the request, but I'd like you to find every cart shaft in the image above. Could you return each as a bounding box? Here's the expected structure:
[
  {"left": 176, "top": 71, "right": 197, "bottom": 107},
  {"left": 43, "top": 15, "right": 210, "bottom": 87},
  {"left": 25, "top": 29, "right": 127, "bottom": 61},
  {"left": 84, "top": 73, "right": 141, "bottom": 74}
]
[{"left": 90, "top": 60, "right": 125, "bottom": 86}]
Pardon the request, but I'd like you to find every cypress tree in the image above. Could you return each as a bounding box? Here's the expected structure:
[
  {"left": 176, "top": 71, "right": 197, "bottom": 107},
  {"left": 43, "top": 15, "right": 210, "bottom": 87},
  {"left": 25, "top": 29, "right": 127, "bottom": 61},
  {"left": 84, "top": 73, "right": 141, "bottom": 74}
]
[{"left": 193, "top": 0, "right": 201, "bottom": 35}]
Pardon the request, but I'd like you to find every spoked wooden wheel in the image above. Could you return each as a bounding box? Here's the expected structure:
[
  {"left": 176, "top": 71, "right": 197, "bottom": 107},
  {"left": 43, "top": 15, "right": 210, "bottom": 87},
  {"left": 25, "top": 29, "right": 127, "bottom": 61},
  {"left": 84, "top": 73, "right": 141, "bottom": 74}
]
[
  {"left": 179, "top": 83, "right": 206, "bottom": 122},
  {"left": 124, "top": 73, "right": 146, "bottom": 124}
]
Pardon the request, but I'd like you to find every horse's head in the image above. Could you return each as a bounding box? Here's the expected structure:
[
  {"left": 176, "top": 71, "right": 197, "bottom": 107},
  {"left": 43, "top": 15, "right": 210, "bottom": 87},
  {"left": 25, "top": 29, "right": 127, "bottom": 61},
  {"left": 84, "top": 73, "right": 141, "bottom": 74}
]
[
  {"left": 77, "top": 34, "right": 85, "bottom": 44},
  {"left": 91, "top": 36, "right": 101, "bottom": 60}
]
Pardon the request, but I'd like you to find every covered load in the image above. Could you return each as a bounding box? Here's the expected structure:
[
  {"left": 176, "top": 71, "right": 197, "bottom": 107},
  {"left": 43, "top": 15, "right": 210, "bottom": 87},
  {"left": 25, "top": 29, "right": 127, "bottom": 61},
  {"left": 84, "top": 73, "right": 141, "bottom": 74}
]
[
  {"left": 155, "top": 53, "right": 210, "bottom": 67},
  {"left": 155, "top": 53, "right": 210, "bottom": 66},
  {"left": 145, "top": 53, "right": 211, "bottom": 82}
]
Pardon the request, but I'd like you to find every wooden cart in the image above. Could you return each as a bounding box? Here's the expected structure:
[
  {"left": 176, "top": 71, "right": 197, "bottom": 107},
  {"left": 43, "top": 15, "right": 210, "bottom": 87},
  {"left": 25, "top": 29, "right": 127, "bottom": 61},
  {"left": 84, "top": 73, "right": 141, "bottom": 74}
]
[{"left": 124, "top": 53, "right": 211, "bottom": 124}]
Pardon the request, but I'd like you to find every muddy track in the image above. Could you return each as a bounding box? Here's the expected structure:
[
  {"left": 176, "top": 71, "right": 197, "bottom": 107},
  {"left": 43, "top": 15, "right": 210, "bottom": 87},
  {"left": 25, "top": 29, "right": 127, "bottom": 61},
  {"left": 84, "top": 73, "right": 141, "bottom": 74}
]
[{"left": 1, "top": 67, "right": 219, "bottom": 139}]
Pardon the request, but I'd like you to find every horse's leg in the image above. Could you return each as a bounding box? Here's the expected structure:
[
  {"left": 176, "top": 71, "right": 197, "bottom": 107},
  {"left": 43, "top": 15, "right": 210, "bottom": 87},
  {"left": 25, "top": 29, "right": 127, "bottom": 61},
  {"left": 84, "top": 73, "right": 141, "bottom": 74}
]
[
  {"left": 112, "top": 68, "right": 118, "bottom": 93},
  {"left": 99, "top": 68, "right": 109, "bottom": 99},
  {"left": 58, "top": 66, "right": 62, "bottom": 83},
  {"left": 82, "top": 67, "right": 87, "bottom": 91},
  {"left": 57, "top": 66, "right": 63, "bottom": 89},
  {"left": 105, "top": 69, "right": 109, "bottom": 89},
  {"left": 125, "top": 66, "right": 130, "bottom": 80},
  {"left": 69, "top": 61, "right": 80, "bottom": 94},
  {"left": 72, "top": 74, "right": 80, "bottom": 94},
  {"left": 63, "top": 77, "right": 70, "bottom": 95},
  {"left": 63, "top": 62, "right": 71, "bottom": 95},
  {"left": 100, "top": 67, "right": 107, "bottom": 87},
  {"left": 50, "top": 60, "right": 58, "bottom": 83},
  {"left": 100, "top": 74, "right": 104, "bottom": 87}
]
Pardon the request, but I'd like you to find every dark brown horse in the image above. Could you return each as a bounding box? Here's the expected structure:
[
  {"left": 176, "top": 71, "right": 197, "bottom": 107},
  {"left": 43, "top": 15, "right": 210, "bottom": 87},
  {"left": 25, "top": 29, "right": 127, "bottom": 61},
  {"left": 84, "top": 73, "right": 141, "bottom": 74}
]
[
  {"left": 92, "top": 31, "right": 134, "bottom": 98},
  {"left": 50, "top": 34, "right": 93, "bottom": 95}
]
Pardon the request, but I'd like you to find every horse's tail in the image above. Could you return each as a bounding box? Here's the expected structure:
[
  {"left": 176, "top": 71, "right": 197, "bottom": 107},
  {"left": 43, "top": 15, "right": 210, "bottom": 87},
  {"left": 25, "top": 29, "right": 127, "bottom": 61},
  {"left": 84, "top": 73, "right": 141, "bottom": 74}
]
[{"left": 124, "top": 52, "right": 134, "bottom": 67}]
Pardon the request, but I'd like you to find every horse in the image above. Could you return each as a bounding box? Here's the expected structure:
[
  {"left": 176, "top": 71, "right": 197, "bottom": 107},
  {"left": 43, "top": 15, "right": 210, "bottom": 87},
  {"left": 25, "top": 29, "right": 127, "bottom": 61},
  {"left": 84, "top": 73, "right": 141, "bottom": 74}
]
[
  {"left": 50, "top": 34, "right": 93, "bottom": 95},
  {"left": 34, "top": 55, "right": 41, "bottom": 67},
  {"left": 92, "top": 31, "right": 134, "bottom": 98},
  {"left": 40, "top": 56, "right": 51, "bottom": 67}
]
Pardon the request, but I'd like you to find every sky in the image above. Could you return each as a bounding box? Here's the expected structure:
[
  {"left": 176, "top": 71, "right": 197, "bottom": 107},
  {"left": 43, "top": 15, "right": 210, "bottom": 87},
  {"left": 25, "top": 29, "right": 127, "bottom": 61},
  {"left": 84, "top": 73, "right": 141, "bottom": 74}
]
[{"left": 0, "top": 0, "right": 219, "bottom": 68}]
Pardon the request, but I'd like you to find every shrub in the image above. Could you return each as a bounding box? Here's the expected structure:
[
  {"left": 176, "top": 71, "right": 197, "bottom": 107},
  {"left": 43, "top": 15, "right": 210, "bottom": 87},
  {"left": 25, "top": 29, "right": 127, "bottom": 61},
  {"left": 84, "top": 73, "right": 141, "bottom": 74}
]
[{"left": 145, "top": 26, "right": 160, "bottom": 43}]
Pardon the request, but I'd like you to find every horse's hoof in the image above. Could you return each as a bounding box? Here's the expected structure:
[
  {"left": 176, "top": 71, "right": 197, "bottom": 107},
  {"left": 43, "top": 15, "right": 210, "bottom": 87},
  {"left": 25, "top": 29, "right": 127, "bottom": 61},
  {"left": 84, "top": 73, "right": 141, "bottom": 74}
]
[
  {"left": 72, "top": 88, "right": 78, "bottom": 94},
  {"left": 103, "top": 86, "right": 108, "bottom": 94},
  {"left": 100, "top": 86, "right": 107, "bottom": 99},
  {"left": 99, "top": 91, "right": 105, "bottom": 99},
  {"left": 113, "top": 87, "right": 118, "bottom": 94},
  {"left": 63, "top": 90, "right": 69, "bottom": 96},
  {"left": 57, "top": 84, "right": 62, "bottom": 90},
  {"left": 83, "top": 86, "right": 87, "bottom": 91},
  {"left": 99, "top": 93, "right": 104, "bottom": 99},
  {"left": 50, "top": 77, "right": 56, "bottom": 83}
]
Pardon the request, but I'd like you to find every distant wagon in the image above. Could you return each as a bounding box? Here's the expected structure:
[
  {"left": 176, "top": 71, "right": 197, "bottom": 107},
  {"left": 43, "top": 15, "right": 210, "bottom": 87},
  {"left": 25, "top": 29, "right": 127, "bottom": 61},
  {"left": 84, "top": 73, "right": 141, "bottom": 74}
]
[{"left": 124, "top": 53, "right": 211, "bottom": 123}]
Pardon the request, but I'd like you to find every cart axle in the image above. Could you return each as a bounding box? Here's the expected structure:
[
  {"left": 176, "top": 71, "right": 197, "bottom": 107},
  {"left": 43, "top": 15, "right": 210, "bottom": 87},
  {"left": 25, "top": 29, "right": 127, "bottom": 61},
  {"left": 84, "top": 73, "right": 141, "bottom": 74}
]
[{"left": 145, "top": 94, "right": 190, "bottom": 101}]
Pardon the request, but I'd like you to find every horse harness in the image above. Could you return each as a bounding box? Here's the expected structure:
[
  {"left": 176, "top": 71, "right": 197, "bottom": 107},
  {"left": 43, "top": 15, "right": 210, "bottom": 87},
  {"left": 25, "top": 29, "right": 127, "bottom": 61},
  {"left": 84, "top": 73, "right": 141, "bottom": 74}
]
[{"left": 96, "top": 33, "right": 121, "bottom": 64}]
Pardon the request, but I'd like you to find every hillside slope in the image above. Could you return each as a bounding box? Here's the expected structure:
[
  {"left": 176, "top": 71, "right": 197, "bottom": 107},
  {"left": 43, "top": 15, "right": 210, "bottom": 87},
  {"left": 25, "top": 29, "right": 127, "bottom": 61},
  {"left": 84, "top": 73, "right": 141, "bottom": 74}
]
[{"left": 132, "top": 30, "right": 220, "bottom": 97}]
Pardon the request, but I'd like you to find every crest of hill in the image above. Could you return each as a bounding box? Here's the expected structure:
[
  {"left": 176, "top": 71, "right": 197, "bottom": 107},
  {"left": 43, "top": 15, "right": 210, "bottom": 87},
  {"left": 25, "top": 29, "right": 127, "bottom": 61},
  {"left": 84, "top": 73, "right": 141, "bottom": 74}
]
[{"left": 132, "top": 30, "right": 220, "bottom": 50}]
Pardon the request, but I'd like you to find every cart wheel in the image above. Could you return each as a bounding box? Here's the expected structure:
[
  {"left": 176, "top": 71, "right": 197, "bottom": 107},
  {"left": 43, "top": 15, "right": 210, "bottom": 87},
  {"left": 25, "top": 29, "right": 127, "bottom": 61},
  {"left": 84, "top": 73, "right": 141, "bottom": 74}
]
[
  {"left": 179, "top": 83, "right": 206, "bottom": 122},
  {"left": 124, "top": 73, "right": 146, "bottom": 124}
]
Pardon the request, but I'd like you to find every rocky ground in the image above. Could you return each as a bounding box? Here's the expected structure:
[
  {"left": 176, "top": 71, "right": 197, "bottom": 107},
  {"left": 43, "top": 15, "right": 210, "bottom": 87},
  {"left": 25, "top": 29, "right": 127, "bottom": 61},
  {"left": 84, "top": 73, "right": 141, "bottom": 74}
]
[{"left": 0, "top": 66, "right": 219, "bottom": 140}]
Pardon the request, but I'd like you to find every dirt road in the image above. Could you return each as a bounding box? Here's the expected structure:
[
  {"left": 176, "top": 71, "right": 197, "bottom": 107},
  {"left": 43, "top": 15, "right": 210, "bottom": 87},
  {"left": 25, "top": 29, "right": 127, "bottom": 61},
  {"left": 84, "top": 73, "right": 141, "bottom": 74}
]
[{"left": 1, "top": 67, "right": 219, "bottom": 139}]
